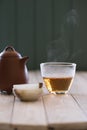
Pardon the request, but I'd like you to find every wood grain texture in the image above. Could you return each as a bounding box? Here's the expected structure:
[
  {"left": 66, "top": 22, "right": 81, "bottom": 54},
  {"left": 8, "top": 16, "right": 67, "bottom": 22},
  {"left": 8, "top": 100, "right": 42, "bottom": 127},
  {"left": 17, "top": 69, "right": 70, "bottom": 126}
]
[
  {"left": 11, "top": 71, "right": 47, "bottom": 130},
  {"left": 43, "top": 94, "right": 87, "bottom": 130},
  {"left": 70, "top": 72, "right": 87, "bottom": 94},
  {"left": 0, "top": 94, "right": 14, "bottom": 130},
  {"left": 11, "top": 97, "right": 47, "bottom": 130},
  {"left": 71, "top": 72, "right": 87, "bottom": 124},
  {"left": 73, "top": 95, "right": 87, "bottom": 116},
  {"left": 0, "top": 71, "right": 87, "bottom": 130}
]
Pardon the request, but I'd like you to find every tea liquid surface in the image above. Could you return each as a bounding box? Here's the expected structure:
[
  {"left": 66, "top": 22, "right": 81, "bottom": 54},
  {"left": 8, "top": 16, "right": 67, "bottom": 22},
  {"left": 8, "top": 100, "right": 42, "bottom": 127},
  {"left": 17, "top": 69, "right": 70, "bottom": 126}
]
[{"left": 43, "top": 77, "right": 73, "bottom": 93}]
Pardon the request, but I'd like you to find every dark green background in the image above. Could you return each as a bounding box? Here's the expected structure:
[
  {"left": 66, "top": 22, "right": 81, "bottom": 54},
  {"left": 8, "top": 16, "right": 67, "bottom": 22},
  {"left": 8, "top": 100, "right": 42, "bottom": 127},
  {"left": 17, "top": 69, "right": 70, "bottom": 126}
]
[{"left": 0, "top": 0, "right": 87, "bottom": 70}]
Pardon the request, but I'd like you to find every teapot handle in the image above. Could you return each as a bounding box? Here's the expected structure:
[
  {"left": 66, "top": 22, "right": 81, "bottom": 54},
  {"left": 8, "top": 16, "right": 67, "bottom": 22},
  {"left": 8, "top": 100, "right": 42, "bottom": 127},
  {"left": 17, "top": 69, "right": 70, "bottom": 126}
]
[{"left": 5, "top": 46, "right": 15, "bottom": 52}]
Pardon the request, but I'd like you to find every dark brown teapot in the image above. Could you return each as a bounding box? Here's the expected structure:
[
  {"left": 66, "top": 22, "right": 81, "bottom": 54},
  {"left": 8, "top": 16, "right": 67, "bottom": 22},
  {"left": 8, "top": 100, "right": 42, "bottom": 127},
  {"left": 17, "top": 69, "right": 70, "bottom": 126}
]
[{"left": 0, "top": 46, "right": 29, "bottom": 94}]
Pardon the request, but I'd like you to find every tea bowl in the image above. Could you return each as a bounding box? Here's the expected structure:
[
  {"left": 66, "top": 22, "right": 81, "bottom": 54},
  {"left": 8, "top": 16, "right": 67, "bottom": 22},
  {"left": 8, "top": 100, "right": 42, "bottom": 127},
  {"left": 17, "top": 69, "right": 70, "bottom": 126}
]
[{"left": 13, "top": 83, "right": 43, "bottom": 101}]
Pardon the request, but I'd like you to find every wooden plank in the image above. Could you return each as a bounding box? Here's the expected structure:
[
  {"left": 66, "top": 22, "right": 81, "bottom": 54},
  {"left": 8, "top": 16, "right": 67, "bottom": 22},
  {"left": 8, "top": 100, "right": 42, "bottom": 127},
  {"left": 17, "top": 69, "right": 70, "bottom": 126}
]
[
  {"left": 0, "top": 94, "right": 14, "bottom": 130},
  {"left": 71, "top": 72, "right": 87, "bottom": 121},
  {"left": 43, "top": 94, "right": 87, "bottom": 130},
  {"left": 72, "top": 95, "right": 87, "bottom": 116},
  {"left": 29, "top": 70, "right": 38, "bottom": 83},
  {"left": 70, "top": 72, "right": 87, "bottom": 94},
  {"left": 76, "top": 71, "right": 87, "bottom": 79},
  {"left": 11, "top": 71, "right": 87, "bottom": 130},
  {"left": 11, "top": 71, "right": 47, "bottom": 130},
  {"left": 11, "top": 97, "right": 47, "bottom": 130}
]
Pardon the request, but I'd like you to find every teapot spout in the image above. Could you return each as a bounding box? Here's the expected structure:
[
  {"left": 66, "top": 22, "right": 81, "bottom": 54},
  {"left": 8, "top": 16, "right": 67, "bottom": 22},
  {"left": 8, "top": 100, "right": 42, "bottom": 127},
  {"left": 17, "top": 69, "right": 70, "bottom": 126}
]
[{"left": 20, "top": 56, "right": 29, "bottom": 64}]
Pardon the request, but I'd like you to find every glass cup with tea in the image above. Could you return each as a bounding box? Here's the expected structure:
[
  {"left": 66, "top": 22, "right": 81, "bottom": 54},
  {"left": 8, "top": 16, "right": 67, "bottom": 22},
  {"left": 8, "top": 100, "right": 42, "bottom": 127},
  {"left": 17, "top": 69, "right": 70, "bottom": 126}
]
[{"left": 40, "top": 62, "right": 76, "bottom": 94}]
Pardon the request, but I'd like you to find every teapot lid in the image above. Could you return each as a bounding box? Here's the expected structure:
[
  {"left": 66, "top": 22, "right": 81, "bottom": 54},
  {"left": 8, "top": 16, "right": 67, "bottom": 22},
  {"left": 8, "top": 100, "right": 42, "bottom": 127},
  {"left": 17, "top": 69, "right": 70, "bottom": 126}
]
[{"left": 0, "top": 46, "right": 22, "bottom": 58}]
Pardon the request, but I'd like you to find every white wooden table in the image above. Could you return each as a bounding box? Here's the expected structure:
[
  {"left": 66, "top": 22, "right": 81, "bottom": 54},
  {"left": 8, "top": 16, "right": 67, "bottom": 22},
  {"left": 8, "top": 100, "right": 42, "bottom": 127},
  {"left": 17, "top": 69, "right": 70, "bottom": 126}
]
[{"left": 0, "top": 71, "right": 87, "bottom": 130}]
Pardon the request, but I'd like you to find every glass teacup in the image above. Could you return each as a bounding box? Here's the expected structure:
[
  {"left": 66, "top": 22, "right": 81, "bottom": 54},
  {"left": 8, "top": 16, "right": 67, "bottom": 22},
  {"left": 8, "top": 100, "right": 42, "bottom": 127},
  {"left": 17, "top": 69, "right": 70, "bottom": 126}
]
[{"left": 40, "top": 62, "right": 76, "bottom": 94}]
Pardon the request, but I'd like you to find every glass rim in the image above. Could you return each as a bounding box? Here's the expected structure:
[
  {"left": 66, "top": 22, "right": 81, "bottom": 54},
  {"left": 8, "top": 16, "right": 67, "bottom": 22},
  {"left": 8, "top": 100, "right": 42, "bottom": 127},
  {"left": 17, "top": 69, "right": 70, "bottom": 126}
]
[{"left": 40, "top": 62, "right": 76, "bottom": 67}]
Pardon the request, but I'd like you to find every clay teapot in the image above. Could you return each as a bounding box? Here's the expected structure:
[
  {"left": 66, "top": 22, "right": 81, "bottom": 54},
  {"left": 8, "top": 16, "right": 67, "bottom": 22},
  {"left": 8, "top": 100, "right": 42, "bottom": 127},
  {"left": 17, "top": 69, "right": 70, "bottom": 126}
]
[{"left": 0, "top": 46, "right": 29, "bottom": 94}]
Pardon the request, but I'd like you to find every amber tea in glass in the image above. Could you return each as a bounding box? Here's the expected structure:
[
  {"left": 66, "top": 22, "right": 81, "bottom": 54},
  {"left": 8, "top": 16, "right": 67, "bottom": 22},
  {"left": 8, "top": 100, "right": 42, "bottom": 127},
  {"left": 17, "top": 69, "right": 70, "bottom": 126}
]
[{"left": 40, "top": 62, "right": 76, "bottom": 94}]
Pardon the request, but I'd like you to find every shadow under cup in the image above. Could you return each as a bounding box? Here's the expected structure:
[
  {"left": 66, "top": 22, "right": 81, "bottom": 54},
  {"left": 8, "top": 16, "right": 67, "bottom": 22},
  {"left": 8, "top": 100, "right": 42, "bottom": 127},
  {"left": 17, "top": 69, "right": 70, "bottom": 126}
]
[{"left": 40, "top": 62, "right": 76, "bottom": 94}]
